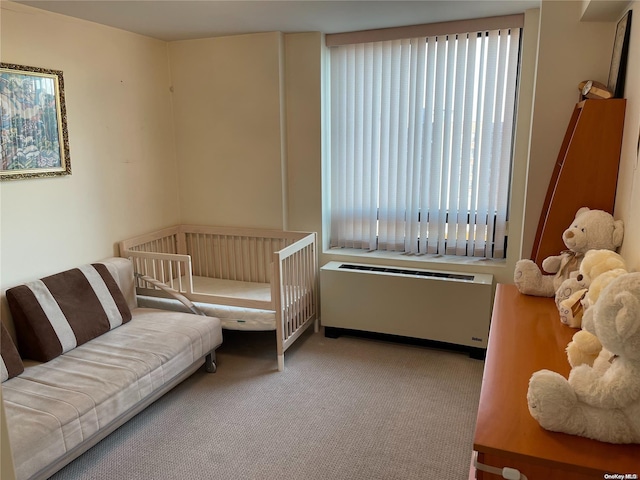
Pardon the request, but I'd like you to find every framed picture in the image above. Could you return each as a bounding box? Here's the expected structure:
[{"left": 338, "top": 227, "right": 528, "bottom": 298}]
[
  {"left": 0, "top": 63, "right": 71, "bottom": 180},
  {"left": 607, "top": 10, "right": 632, "bottom": 99}
]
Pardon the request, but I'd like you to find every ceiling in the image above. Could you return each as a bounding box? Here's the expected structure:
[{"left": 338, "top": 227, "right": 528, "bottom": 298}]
[{"left": 15, "top": 0, "right": 540, "bottom": 42}]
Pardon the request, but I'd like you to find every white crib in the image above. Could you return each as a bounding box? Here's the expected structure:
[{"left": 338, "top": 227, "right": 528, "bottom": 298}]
[{"left": 119, "top": 225, "right": 318, "bottom": 371}]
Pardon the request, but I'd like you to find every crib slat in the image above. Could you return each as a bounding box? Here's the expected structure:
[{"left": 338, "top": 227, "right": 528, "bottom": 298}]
[
  {"left": 232, "top": 236, "right": 238, "bottom": 281},
  {"left": 250, "top": 237, "right": 256, "bottom": 281},
  {"left": 285, "top": 256, "right": 292, "bottom": 337},
  {"left": 203, "top": 234, "right": 209, "bottom": 278},
  {"left": 207, "top": 235, "right": 216, "bottom": 277},
  {"left": 290, "top": 256, "right": 296, "bottom": 335},
  {"left": 241, "top": 236, "right": 248, "bottom": 281},
  {"left": 214, "top": 235, "right": 221, "bottom": 279},
  {"left": 233, "top": 236, "right": 239, "bottom": 281},
  {"left": 196, "top": 234, "right": 202, "bottom": 277}
]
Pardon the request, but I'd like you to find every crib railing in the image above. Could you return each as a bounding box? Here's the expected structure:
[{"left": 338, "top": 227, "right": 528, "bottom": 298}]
[
  {"left": 274, "top": 233, "right": 317, "bottom": 365},
  {"left": 123, "top": 225, "right": 181, "bottom": 254},
  {"left": 181, "top": 225, "right": 303, "bottom": 284},
  {"left": 120, "top": 226, "right": 191, "bottom": 292},
  {"left": 128, "top": 250, "right": 194, "bottom": 294},
  {"left": 119, "top": 225, "right": 318, "bottom": 371}
]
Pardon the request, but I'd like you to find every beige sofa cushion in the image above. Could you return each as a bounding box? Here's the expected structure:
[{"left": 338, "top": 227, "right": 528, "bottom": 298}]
[{"left": 6, "top": 263, "right": 132, "bottom": 362}]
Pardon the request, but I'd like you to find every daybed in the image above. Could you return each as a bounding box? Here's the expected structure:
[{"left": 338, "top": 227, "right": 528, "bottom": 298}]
[
  {"left": 1, "top": 257, "right": 222, "bottom": 480},
  {"left": 118, "top": 225, "right": 318, "bottom": 371}
]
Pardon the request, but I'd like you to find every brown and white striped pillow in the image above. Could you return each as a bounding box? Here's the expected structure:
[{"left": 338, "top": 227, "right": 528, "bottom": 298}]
[
  {"left": 6, "top": 263, "right": 132, "bottom": 362},
  {"left": 1, "top": 322, "right": 24, "bottom": 382}
]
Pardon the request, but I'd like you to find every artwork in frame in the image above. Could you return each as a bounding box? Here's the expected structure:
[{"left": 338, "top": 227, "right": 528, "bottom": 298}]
[
  {"left": 607, "top": 10, "right": 632, "bottom": 99},
  {"left": 0, "top": 63, "right": 71, "bottom": 180}
]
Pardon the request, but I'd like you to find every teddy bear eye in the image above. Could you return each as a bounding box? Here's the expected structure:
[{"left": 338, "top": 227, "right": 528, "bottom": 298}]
[{"left": 581, "top": 228, "right": 585, "bottom": 232}]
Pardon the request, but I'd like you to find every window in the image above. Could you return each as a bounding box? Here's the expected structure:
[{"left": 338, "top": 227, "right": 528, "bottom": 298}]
[{"left": 326, "top": 18, "right": 522, "bottom": 259}]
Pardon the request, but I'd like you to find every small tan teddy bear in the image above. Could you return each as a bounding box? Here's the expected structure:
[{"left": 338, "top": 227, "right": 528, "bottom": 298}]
[
  {"left": 561, "top": 250, "right": 628, "bottom": 368},
  {"left": 514, "top": 207, "right": 624, "bottom": 297},
  {"left": 555, "top": 249, "right": 627, "bottom": 328}
]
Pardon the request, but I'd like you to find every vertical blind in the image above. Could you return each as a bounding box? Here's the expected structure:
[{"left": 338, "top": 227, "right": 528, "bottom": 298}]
[{"left": 329, "top": 27, "right": 521, "bottom": 258}]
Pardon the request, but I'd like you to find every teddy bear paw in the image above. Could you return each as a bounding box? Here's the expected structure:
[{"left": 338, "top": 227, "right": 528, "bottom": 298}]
[
  {"left": 514, "top": 259, "right": 541, "bottom": 287},
  {"left": 514, "top": 260, "right": 556, "bottom": 296},
  {"left": 558, "top": 304, "right": 571, "bottom": 326},
  {"left": 527, "top": 369, "right": 577, "bottom": 432}
]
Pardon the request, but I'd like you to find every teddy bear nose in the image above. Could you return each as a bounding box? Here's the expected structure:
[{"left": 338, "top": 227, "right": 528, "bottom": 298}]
[{"left": 565, "top": 231, "right": 574, "bottom": 239}]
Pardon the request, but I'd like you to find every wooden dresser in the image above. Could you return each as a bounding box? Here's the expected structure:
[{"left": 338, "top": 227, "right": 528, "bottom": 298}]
[{"left": 472, "top": 284, "right": 640, "bottom": 479}]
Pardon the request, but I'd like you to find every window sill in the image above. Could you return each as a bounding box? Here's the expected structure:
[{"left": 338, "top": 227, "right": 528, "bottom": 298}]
[{"left": 323, "top": 247, "right": 507, "bottom": 271}]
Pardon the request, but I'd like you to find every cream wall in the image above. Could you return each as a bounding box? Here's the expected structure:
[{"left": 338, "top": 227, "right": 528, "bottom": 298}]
[
  {"left": 168, "top": 31, "right": 325, "bottom": 232},
  {"left": 614, "top": 2, "right": 640, "bottom": 269},
  {"left": 284, "top": 33, "right": 323, "bottom": 235},
  {"left": 0, "top": 3, "right": 180, "bottom": 290},
  {"left": 168, "top": 32, "right": 287, "bottom": 229}
]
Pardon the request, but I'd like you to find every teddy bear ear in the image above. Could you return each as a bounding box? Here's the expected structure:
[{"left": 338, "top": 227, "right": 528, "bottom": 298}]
[
  {"left": 575, "top": 207, "right": 591, "bottom": 218},
  {"left": 612, "top": 220, "right": 624, "bottom": 247},
  {"left": 614, "top": 292, "right": 640, "bottom": 341}
]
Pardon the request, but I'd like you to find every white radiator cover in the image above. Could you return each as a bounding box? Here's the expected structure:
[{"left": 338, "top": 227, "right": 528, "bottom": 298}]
[{"left": 320, "top": 261, "right": 494, "bottom": 349}]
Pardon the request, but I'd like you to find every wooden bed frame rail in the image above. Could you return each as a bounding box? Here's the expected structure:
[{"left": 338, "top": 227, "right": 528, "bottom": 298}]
[{"left": 119, "top": 225, "right": 319, "bottom": 371}]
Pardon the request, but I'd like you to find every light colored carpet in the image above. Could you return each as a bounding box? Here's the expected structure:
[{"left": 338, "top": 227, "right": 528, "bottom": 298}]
[{"left": 49, "top": 327, "right": 484, "bottom": 480}]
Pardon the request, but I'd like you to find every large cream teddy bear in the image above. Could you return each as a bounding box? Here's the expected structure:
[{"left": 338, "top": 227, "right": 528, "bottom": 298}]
[
  {"left": 526, "top": 272, "right": 640, "bottom": 444},
  {"left": 514, "top": 207, "right": 624, "bottom": 297}
]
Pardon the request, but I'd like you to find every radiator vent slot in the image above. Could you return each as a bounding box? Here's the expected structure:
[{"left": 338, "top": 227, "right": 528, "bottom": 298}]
[{"left": 338, "top": 263, "right": 474, "bottom": 281}]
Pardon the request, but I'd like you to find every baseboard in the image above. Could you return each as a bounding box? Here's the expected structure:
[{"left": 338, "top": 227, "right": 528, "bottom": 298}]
[{"left": 323, "top": 326, "right": 486, "bottom": 360}]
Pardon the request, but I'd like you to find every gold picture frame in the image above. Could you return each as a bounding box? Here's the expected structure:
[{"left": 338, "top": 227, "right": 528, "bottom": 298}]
[{"left": 0, "top": 63, "right": 71, "bottom": 180}]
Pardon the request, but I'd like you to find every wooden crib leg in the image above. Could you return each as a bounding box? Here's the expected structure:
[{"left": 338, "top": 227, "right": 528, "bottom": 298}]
[
  {"left": 277, "top": 354, "right": 284, "bottom": 372},
  {"left": 314, "top": 318, "right": 319, "bottom": 333},
  {"left": 205, "top": 352, "right": 217, "bottom": 373}
]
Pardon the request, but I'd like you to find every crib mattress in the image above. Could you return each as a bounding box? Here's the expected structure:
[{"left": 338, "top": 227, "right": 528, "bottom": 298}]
[{"left": 186, "top": 276, "right": 271, "bottom": 302}]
